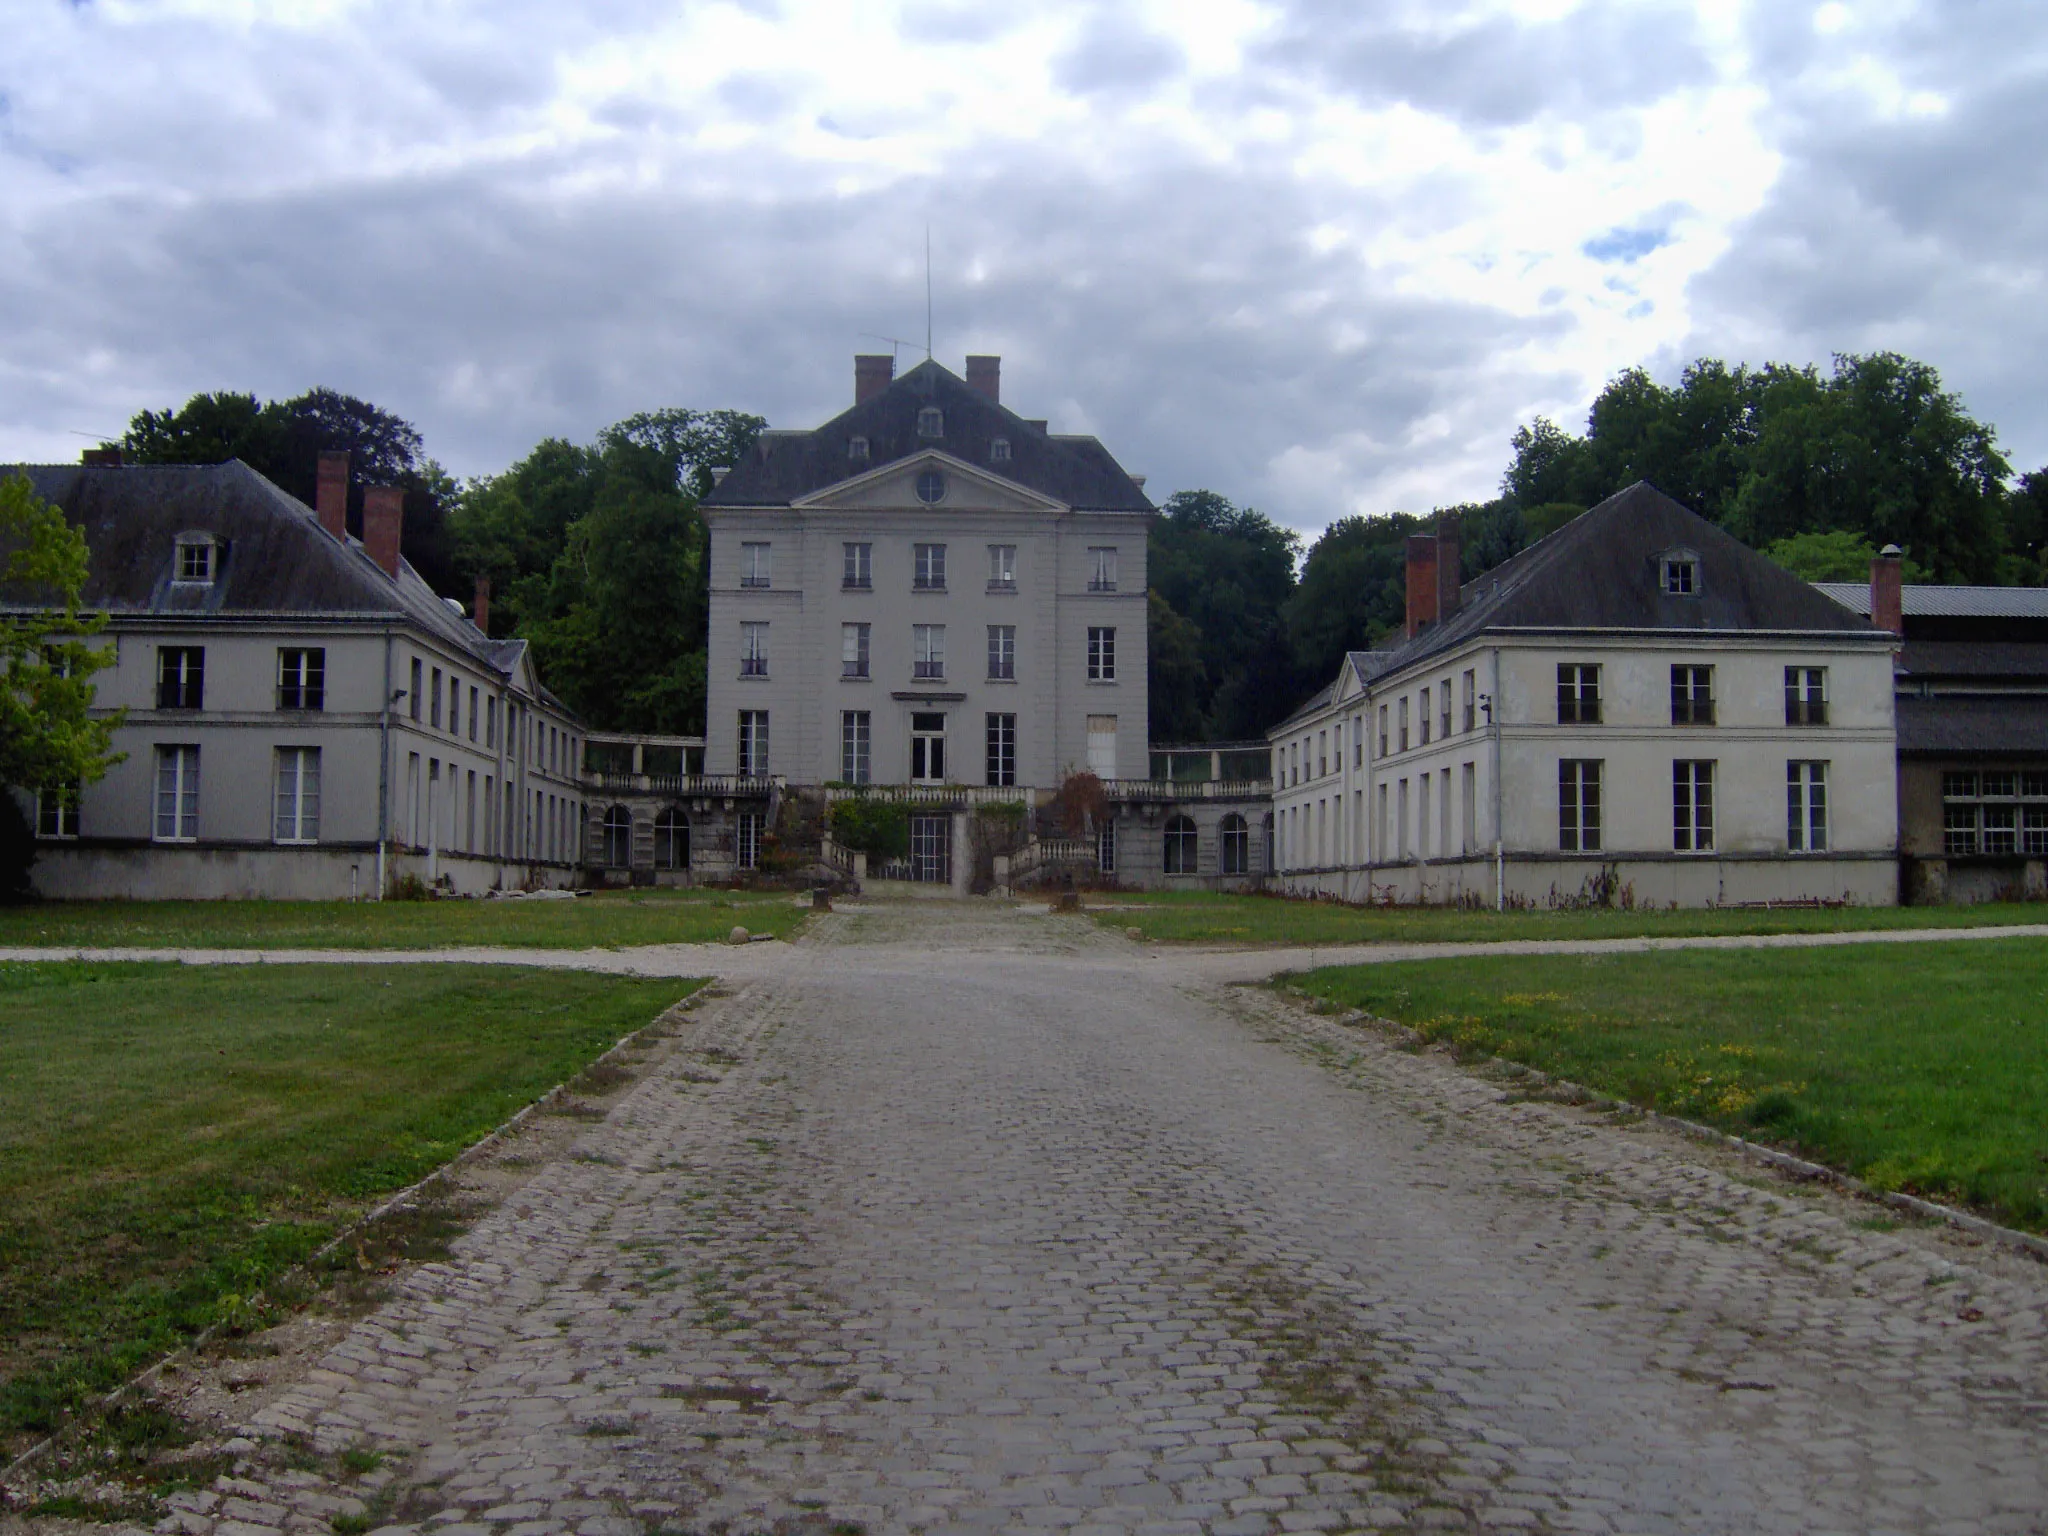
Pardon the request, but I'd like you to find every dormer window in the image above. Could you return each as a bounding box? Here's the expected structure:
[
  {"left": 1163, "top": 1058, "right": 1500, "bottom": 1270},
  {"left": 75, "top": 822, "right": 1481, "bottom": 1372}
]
[
  {"left": 175, "top": 537, "right": 216, "bottom": 584},
  {"left": 990, "top": 437, "right": 1011, "bottom": 462},
  {"left": 1662, "top": 552, "right": 1699, "bottom": 596},
  {"left": 917, "top": 407, "right": 943, "bottom": 438},
  {"left": 849, "top": 435, "right": 869, "bottom": 461}
]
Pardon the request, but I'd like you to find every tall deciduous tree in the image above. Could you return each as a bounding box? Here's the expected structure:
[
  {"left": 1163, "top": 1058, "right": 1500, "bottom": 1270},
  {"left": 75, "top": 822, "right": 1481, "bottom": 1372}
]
[{"left": 1148, "top": 490, "right": 1301, "bottom": 740}]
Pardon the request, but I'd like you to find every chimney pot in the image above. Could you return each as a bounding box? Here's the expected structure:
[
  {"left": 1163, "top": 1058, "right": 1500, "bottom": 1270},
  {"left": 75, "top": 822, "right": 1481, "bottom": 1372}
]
[
  {"left": 473, "top": 574, "right": 492, "bottom": 635},
  {"left": 965, "top": 354, "right": 1000, "bottom": 404},
  {"left": 316, "top": 449, "right": 350, "bottom": 540},
  {"left": 1871, "top": 546, "right": 1905, "bottom": 637},
  {"left": 81, "top": 446, "right": 123, "bottom": 467},
  {"left": 1405, "top": 534, "right": 1440, "bottom": 639},
  {"left": 363, "top": 485, "right": 405, "bottom": 578},
  {"left": 854, "top": 353, "right": 895, "bottom": 405}
]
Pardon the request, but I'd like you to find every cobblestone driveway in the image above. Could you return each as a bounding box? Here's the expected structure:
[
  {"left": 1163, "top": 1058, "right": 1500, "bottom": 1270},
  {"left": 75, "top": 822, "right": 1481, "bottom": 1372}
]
[{"left": 163, "top": 906, "right": 2048, "bottom": 1536}]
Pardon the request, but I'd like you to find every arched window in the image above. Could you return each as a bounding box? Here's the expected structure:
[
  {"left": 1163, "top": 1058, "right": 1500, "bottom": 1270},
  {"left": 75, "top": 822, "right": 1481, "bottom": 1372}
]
[
  {"left": 1164, "top": 814, "right": 1198, "bottom": 876},
  {"left": 654, "top": 807, "right": 689, "bottom": 870},
  {"left": 602, "top": 805, "right": 631, "bottom": 868},
  {"left": 1220, "top": 813, "right": 1249, "bottom": 875}
]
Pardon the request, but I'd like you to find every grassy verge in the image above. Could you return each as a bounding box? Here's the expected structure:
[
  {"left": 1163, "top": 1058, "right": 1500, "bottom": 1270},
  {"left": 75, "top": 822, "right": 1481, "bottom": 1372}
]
[
  {"left": 0, "top": 888, "right": 806, "bottom": 951},
  {"left": 1089, "top": 889, "right": 2048, "bottom": 947},
  {"left": 1288, "top": 938, "right": 2048, "bottom": 1233},
  {"left": 0, "top": 961, "right": 700, "bottom": 1456}
]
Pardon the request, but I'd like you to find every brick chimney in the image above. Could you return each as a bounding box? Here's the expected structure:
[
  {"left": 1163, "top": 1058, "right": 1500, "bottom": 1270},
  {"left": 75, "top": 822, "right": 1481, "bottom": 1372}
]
[
  {"left": 1871, "top": 544, "right": 1905, "bottom": 637},
  {"left": 855, "top": 353, "right": 895, "bottom": 405},
  {"left": 1434, "top": 516, "right": 1462, "bottom": 625},
  {"left": 1405, "top": 534, "right": 1440, "bottom": 639},
  {"left": 81, "top": 446, "right": 123, "bottom": 467},
  {"left": 966, "top": 355, "right": 1000, "bottom": 404},
  {"left": 316, "top": 449, "right": 350, "bottom": 540},
  {"left": 363, "top": 486, "right": 404, "bottom": 578},
  {"left": 473, "top": 574, "right": 491, "bottom": 635}
]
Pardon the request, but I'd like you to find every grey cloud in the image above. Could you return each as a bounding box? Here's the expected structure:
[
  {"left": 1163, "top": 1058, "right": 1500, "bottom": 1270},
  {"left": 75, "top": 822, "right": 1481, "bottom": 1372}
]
[{"left": 1050, "top": 14, "right": 1186, "bottom": 98}]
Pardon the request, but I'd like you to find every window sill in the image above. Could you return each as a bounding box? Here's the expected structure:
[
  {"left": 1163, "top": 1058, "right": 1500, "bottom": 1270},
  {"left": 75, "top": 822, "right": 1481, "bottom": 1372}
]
[
  {"left": 840, "top": 674, "right": 872, "bottom": 684},
  {"left": 911, "top": 587, "right": 948, "bottom": 595},
  {"left": 987, "top": 582, "right": 1017, "bottom": 594},
  {"left": 841, "top": 583, "right": 872, "bottom": 593},
  {"left": 985, "top": 676, "right": 1018, "bottom": 685},
  {"left": 737, "top": 674, "right": 772, "bottom": 683},
  {"left": 1085, "top": 678, "right": 1120, "bottom": 686}
]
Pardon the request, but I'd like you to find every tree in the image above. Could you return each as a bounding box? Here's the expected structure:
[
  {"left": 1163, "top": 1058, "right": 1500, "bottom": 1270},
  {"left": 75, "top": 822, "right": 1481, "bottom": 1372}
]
[
  {"left": 1148, "top": 490, "right": 1301, "bottom": 739},
  {"left": 1146, "top": 590, "right": 1208, "bottom": 743},
  {"left": 0, "top": 475, "right": 123, "bottom": 896},
  {"left": 1281, "top": 514, "right": 1419, "bottom": 684}
]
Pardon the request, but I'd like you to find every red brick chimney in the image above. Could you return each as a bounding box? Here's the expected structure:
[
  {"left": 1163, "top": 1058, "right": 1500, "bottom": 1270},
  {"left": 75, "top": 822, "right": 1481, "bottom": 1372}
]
[
  {"left": 1434, "top": 516, "right": 1461, "bottom": 625},
  {"left": 473, "top": 574, "right": 491, "bottom": 634},
  {"left": 966, "top": 355, "right": 1000, "bottom": 404},
  {"left": 81, "top": 446, "right": 123, "bottom": 467},
  {"left": 1405, "top": 534, "right": 1439, "bottom": 639},
  {"left": 363, "top": 486, "right": 404, "bottom": 578},
  {"left": 1871, "top": 544, "right": 1904, "bottom": 637},
  {"left": 855, "top": 354, "right": 895, "bottom": 405},
  {"left": 316, "top": 449, "right": 349, "bottom": 540}
]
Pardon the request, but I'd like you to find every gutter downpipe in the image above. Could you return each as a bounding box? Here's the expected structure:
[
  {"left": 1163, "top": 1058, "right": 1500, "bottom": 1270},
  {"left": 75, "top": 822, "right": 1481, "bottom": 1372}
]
[
  {"left": 376, "top": 629, "right": 392, "bottom": 900},
  {"left": 1491, "top": 645, "right": 1504, "bottom": 911}
]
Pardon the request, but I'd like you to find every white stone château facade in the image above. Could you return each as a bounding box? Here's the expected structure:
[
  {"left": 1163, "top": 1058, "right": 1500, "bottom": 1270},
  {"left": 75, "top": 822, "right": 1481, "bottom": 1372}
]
[
  {"left": 1270, "top": 484, "right": 1901, "bottom": 908},
  {"left": 6, "top": 455, "right": 589, "bottom": 899}
]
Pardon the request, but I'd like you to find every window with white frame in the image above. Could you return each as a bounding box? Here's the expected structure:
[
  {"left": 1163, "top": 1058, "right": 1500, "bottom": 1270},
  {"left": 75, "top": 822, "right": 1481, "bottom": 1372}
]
[
  {"left": 1439, "top": 679, "right": 1452, "bottom": 739},
  {"left": 737, "top": 710, "right": 769, "bottom": 776},
  {"left": 1559, "top": 760, "right": 1602, "bottom": 852},
  {"left": 1398, "top": 696, "right": 1409, "bottom": 752},
  {"left": 1662, "top": 554, "right": 1699, "bottom": 595},
  {"left": 740, "top": 542, "right": 771, "bottom": 588},
  {"left": 988, "top": 544, "right": 1016, "bottom": 590},
  {"left": 840, "top": 710, "right": 871, "bottom": 784},
  {"left": 1558, "top": 663, "right": 1601, "bottom": 724},
  {"left": 1088, "top": 546, "right": 1118, "bottom": 592},
  {"left": 740, "top": 622, "right": 769, "bottom": 677},
  {"left": 914, "top": 543, "right": 947, "bottom": 591},
  {"left": 1943, "top": 770, "right": 2048, "bottom": 856},
  {"left": 910, "top": 711, "right": 947, "bottom": 782},
  {"left": 274, "top": 746, "right": 321, "bottom": 843},
  {"left": 1787, "top": 761, "right": 1828, "bottom": 852},
  {"left": 990, "top": 437, "right": 1011, "bottom": 462},
  {"left": 1378, "top": 705, "right": 1389, "bottom": 757},
  {"left": 917, "top": 407, "right": 943, "bottom": 437},
  {"left": 1418, "top": 690, "right": 1431, "bottom": 745},
  {"left": 914, "top": 623, "right": 946, "bottom": 680},
  {"left": 155, "top": 745, "right": 199, "bottom": 841},
  {"left": 1671, "top": 664, "right": 1715, "bottom": 725},
  {"left": 1221, "top": 813, "right": 1249, "bottom": 875},
  {"left": 1785, "top": 667, "right": 1828, "bottom": 726},
  {"left": 1163, "top": 814, "right": 1198, "bottom": 875},
  {"left": 175, "top": 537, "right": 216, "bottom": 583},
  {"left": 1087, "top": 626, "right": 1116, "bottom": 681},
  {"left": 274, "top": 648, "right": 324, "bottom": 710},
  {"left": 1673, "top": 760, "right": 1716, "bottom": 852},
  {"left": 848, "top": 435, "right": 870, "bottom": 461},
  {"left": 1462, "top": 670, "right": 1476, "bottom": 732},
  {"left": 157, "top": 647, "right": 204, "bottom": 710},
  {"left": 736, "top": 810, "right": 763, "bottom": 870},
  {"left": 985, "top": 712, "right": 1016, "bottom": 787},
  {"left": 36, "top": 783, "right": 80, "bottom": 839},
  {"left": 843, "top": 541, "right": 872, "bottom": 590},
  {"left": 987, "top": 624, "right": 1015, "bottom": 680},
  {"left": 1097, "top": 820, "right": 1117, "bottom": 874},
  {"left": 842, "top": 622, "right": 870, "bottom": 679}
]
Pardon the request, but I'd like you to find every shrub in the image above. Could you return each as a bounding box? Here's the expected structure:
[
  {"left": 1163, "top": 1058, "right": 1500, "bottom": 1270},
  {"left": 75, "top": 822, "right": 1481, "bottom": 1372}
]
[{"left": 828, "top": 799, "right": 909, "bottom": 859}]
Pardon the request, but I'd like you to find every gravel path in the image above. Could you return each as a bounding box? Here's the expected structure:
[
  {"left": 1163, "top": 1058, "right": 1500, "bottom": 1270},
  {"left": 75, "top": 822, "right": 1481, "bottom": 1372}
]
[{"left": 87, "top": 906, "right": 2048, "bottom": 1534}]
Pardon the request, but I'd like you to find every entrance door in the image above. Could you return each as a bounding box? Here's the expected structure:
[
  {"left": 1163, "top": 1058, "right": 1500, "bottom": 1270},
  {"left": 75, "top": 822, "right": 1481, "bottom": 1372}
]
[
  {"left": 909, "top": 813, "right": 951, "bottom": 883},
  {"left": 1087, "top": 715, "right": 1118, "bottom": 779},
  {"left": 911, "top": 712, "right": 947, "bottom": 783}
]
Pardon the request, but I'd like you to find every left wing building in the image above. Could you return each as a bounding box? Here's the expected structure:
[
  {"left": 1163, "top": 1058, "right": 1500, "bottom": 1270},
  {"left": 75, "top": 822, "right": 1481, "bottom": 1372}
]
[{"left": 4, "top": 453, "right": 589, "bottom": 899}]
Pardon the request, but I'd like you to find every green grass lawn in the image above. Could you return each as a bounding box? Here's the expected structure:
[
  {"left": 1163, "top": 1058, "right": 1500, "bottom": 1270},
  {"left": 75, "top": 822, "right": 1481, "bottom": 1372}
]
[
  {"left": 0, "top": 962, "right": 699, "bottom": 1454},
  {"left": 0, "top": 887, "right": 807, "bottom": 951},
  {"left": 1089, "top": 889, "right": 2048, "bottom": 947},
  {"left": 1289, "top": 938, "right": 2048, "bottom": 1233}
]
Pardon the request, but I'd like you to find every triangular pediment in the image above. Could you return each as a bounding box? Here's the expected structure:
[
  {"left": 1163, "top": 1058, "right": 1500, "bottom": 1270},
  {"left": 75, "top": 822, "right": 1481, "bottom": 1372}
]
[{"left": 792, "top": 450, "right": 1069, "bottom": 515}]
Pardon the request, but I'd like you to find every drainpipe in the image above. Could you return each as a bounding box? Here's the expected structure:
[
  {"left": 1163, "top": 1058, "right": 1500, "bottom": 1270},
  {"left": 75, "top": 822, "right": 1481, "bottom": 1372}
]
[
  {"left": 376, "top": 629, "right": 392, "bottom": 900},
  {"left": 1491, "top": 645, "right": 1504, "bottom": 911}
]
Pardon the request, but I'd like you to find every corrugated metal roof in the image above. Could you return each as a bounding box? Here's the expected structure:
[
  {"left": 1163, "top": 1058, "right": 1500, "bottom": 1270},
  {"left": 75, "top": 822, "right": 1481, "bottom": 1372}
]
[
  {"left": 1898, "top": 695, "right": 2048, "bottom": 755},
  {"left": 1813, "top": 582, "right": 2048, "bottom": 618}
]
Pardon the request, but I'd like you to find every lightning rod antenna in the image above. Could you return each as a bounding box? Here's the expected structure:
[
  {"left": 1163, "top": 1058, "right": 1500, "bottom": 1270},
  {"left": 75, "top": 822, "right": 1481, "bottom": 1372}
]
[{"left": 925, "top": 224, "right": 933, "bottom": 360}]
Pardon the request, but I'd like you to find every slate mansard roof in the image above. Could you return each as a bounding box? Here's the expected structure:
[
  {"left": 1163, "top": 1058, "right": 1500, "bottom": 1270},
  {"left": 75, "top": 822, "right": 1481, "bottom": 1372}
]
[
  {"left": 700, "top": 359, "right": 1155, "bottom": 514},
  {"left": 2, "top": 461, "right": 536, "bottom": 685}
]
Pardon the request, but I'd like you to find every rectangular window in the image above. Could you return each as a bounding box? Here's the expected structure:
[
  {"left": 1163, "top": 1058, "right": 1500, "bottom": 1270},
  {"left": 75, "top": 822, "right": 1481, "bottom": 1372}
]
[
  {"left": 911, "top": 711, "right": 947, "bottom": 782},
  {"left": 737, "top": 811, "right": 763, "bottom": 870},
  {"left": 1088, "top": 546, "right": 1118, "bottom": 592},
  {"left": 431, "top": 667, "right": 443, "bottom": 727},
  {"left": 448, "top": 681, "right": 461, "bottom": 738},
  {"left": 1559, "top": 760, "right": 1602, "bottom": 852},
  {"left": 1419, "top": 691, "right": 1431, "bottom": 746},
  {"left": 740, "top": 621, "right": 769, "bottom": 678},
  {"left": 469, "top": 686, "right": 479, "bottom": 742},
  {"left": 1097, "top": 821, "right": 1117, "bottom": 874},
  {"left": 2025, "top": 806, "right": 2048, "bottom": 856},
  {"left": 176, "top": 540, "right": 214, "bottom": 582},
  {"left": 157, "top": 647, "right": 204, "bottom": 710},
  {"left": 842, "top": 622, "right": 870, "bottom": 679},
  {"left": 410, "top": 658, "right": 422, "bottom": 721},
  {"left": 1944, "top": 801, "right": 1980, "bottom": 856},
  {"left": 986, "top": 712, "right": 1017, "bottom": 787},
  {"left": 988, "top": 544, "right": 1016, "bottom": 591},
  {"left": 1354, "top": 714, "right": 1364, "bottom": 768},
  {"left": 1462, "top": 670, "right": 1476, "bottom": 733},
  {"left": 1378, "top": 705, "right": 1388, "bottom": 757},
  {"left": 154, "top": 745, "right": 199, "bottom": 841},
  {"left": 1318, "top": 730, "right": 1327, "bottom": 778},
  {"left": 740, "top": 542, "right": 771, "bottom": 588},
  {"left": 1557, "top": 663, "right": 1600, "bottom": 724},
  {"left": 1087, "top": 714, "right": 1118, "bottom": 779},
  {"left": 914, "top": 542, "right": 947, "bottom": 591},
  {"left": 1087, "top": 626, "right": 1116, "bottom": 682},
  {"left": 1671, "top": 664, "right": 1716, "bottom": 725},
  {"left": 486, "top": 695, "right": 497, "bottom": 748},
  {"left": 843, "top": 541, "right": 872, "bottom": 590},
  {"left": 1440, "top": 679, "right": 1452, "bottom": 740},
  {"left": 274, "top": 746, "right": 321, "bottom": 843},
  {"left": 277, "top": 648, "right": 325, "bottom": 710},
  {"left": 1673, "top": 760, "right": 1716, "bottom": 852},
  {"left": 1785, "top": 667, "right": 1829, "bottom": 726},
  {"left": 36, "top": 784, "right": 80, "bottom": 839},
  {"left": 914, "top": 623, "right": 946, "bottom": 680},
  {"left": 1398, "top": 696, "right": 1409, "bottom": 752},
  {"left": 737, "top": 710, "right": 769, "bottom": 776},
  {"left": 1985, "top": 804, "right": 2019, "bottom": 855},
  {"left": 840, "top": 710, "right": 871, "bottom": 785},
  {"left": 1787, "top": 761, "right": 1829, "bottom": 853},
  {"left": 988, "top": 624, "right": 1016, "bottom": 680}
]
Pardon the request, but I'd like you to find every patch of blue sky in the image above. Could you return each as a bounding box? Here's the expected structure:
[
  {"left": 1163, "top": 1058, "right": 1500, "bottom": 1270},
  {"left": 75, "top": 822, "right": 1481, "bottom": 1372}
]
[{"left": 1581, "top": 225, "right": 1671, "bottom": 264}]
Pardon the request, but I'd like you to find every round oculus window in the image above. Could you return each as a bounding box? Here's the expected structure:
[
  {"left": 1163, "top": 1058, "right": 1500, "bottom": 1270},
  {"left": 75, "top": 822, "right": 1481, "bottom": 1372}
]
[{"left": 915, "top": 470, "right": 946, "bottom": 504}]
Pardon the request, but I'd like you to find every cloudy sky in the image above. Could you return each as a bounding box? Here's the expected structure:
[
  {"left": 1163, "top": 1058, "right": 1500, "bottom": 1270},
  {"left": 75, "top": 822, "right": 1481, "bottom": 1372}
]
[{"left": 4, "top": 0, "right": 2044, "bottom": 536}]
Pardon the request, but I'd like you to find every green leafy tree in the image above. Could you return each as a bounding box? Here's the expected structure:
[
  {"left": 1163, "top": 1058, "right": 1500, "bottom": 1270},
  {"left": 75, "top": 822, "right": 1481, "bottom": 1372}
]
[
  {"left": 0, "top": 475, "right": 124, "bottom": 895},
  {"left": 1148, "top": 490, "right": 1301, "bottom": 739},
  {"left": 1757, "top": 529, "right": 1929, "bottom": 583},
  {"left": 1281, "top": 514, "right": 1420, "bottom": 683},
  {"left": 1146, "top": 590, "right": 1208, "bottom": 742}
]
